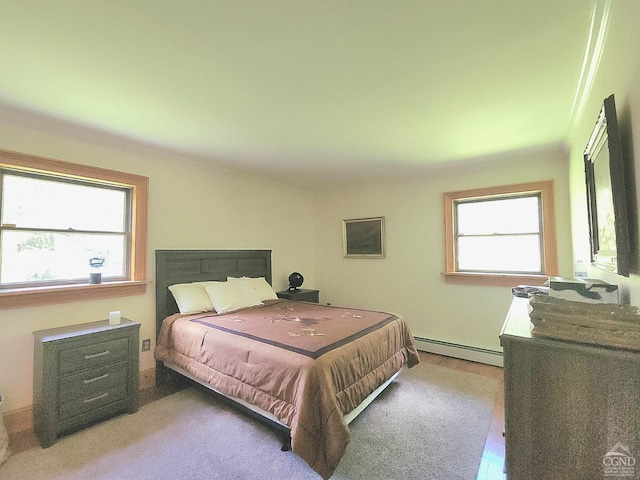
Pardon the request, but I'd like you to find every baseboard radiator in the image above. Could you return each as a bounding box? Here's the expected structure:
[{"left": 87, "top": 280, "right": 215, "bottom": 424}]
[{"left": 414, "top": 337, "right": 503, "bottom": 367}]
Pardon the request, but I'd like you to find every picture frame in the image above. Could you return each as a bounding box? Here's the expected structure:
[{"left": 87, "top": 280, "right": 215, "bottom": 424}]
[
  {"left": 584, "top": 94, "right": 631, "bottom": 276},
  {"left": 342, "top": 217, "right": 385, "bottom": 258}
]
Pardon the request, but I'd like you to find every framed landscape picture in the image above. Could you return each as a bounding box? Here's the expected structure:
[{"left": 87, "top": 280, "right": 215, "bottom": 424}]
[{"left": 342, "top": 217, "right": 385, "bottom": 258}]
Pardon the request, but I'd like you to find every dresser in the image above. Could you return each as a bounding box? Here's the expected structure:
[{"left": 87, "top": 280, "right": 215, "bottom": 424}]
[
  {"left": 500, "top": 298, "right": 640, "bottom": 479},
  {"left": 276, "top": 288, "right": 319, "bottom": 303},
  {"left": 33, "top": 319, "right": 140, "bottom": 447}
]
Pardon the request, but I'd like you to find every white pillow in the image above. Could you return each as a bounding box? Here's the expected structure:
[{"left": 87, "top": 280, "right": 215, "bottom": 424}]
[
  {"left": 168, "top": 282, "right": 215, "bottom": 314},
  {"left": 227, "top": 276, "right": 279, "bottom": 301},
  {"left": 204, "top": 281, "right": 263, "bottom": 314}
]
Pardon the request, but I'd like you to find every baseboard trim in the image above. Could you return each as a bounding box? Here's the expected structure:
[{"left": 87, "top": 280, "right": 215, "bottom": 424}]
[
  {"left": 415, "top": 337, "right": 503, "bottom": 367},
  {"left": 139, "top": 367, "right": 156, "bottom": 390},
  {"left": 2, "top": 367, "right": 157, "bottom": 435},
  {"left": 2, "top": 405, "right": 31, "bottom": 435}
]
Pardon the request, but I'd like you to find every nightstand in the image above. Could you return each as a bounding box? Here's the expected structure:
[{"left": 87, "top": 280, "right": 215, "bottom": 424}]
[
  {"left": 33, "top": 318, "right": 140, "bottom": 448},
  {"left": 276, "top": 289, "right": 319, "bottom": 303}
]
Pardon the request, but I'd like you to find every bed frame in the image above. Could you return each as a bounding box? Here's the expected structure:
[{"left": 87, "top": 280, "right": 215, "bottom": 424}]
[{"left": 155, "top": 249, "right": 399, "bottom": 451}]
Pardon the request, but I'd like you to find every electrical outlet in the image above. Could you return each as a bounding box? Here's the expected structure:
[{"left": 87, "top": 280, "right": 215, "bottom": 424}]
[{"left": 142, "top": 339, "right": 151, "bottom": 351}]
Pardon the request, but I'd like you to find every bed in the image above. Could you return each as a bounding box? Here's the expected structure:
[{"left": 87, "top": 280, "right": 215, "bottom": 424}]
[{"left": 154, "top": 250, "right": 419, "bottom": 479}]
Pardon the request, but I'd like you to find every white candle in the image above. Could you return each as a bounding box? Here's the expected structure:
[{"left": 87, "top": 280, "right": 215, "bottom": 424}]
[{"left": 109, "top": 311, "right": 121, "bottom": 325}]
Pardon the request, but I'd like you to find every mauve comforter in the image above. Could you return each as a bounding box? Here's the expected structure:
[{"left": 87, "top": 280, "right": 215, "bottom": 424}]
[{"left": 155, "top": 299, "right": 419, "bottom": 479}]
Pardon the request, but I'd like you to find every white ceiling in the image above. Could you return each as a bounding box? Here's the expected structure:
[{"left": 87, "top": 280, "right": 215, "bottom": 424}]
[{"left": 0, "top": 1, "right": 599, "bottom": 191}]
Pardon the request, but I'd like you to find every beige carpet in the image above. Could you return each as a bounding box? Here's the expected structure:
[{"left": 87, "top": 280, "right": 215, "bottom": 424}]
[{"left": 0, "top": 362, "right": 499, "bottom": 480}]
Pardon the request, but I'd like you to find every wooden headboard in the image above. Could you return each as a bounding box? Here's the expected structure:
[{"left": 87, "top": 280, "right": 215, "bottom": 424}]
[{"left": 155, "top": 249, "right": 272, "bottom": 338}]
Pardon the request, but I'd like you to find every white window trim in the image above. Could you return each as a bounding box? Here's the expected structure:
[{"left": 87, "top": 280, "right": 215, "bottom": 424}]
[
  {"left": 442, "top": 180, "right": 558, "bottom": 287},
  {"left": 0, "top": 149, "right": 148, "bottom": 308}
]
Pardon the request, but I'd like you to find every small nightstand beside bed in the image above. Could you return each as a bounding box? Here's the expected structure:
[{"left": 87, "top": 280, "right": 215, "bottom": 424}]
[{"left": 154, "top": 250, "right": 419, "bottom": 479}]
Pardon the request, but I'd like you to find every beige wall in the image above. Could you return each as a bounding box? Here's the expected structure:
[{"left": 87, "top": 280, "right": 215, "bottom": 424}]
[
  {"left": 314, "top": 150, "right": 572, "bottom": 353},
  {"left": 0, "top": 119, "right": 317, "bottom": 412},
  {"left": 313, "top": 0, "right": 640, "bottom": 356},
  {"left": 568, "top": 0, "right": 640, "bottom": 304}
]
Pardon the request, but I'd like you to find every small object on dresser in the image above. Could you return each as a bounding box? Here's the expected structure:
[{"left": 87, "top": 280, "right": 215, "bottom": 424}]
[
  {"left": 573, "top": 260, "right": 588, "bottom": 277},
  {"left": 548, "top": 276, "right": 618, "bottom": 303},
  {"left": 109, "top": 310, "right": 121, "bottom": 325},
  {"left": 512, "top": 285, "right": 549, "bottom": 298},
  {"left": 528, "top": 294, "right": 640, "bottom": 350}
]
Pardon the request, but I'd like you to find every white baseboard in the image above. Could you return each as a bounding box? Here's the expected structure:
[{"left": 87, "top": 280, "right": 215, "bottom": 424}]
[{"left": 415, "top": 337, "right": 503, "bottom": 367}]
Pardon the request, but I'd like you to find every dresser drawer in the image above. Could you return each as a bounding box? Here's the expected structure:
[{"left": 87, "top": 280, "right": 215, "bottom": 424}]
[
  {"left": 58, "top": 382, "right": 127, "bottom": 421},
  {"left": 59, "top": 337, "right": 129, "bottom": 374},
  {"left": 58, "top": 362, "right": 128, "bottom": 402}
]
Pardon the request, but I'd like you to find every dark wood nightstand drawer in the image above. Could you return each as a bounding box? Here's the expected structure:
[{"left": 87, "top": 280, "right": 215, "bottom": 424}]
[
  {"left": 58, "top": 362, "right": 128, "bottom": 402},
  {"left": 59, "top": 337, "right": 129, "bottom": 375},
  {"left": 58, "top": 382, "right": 127, "bottom": 421}
]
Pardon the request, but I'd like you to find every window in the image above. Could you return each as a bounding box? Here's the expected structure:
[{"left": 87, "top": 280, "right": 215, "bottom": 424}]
[
  {"left": 1, "top": 172, "right": 130, "bottom": 285},
  {"left": 0, "top": 149, "right": 148, "bottom": 308},
  {"left": 443, "top": 181, "right": 558, "bottom": 287}
]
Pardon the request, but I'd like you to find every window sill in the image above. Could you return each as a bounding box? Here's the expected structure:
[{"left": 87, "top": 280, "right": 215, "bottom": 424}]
[
  {"left": 0, "top": 281, "right": 148, "bottom": 309},
  {"left": 442, "top": 272, "right": 549, "bottom": 287}
]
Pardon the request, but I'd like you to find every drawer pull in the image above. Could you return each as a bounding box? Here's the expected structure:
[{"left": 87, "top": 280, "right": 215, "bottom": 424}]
[
  {"left": 83, "top": 392, "right": 109, "bottom": 404},
  {"left": 84, "top": 350, "right": 110, "bottom": 360},
  {"left": 83, "top": 373, "right": 110, "bottom": 384}
]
